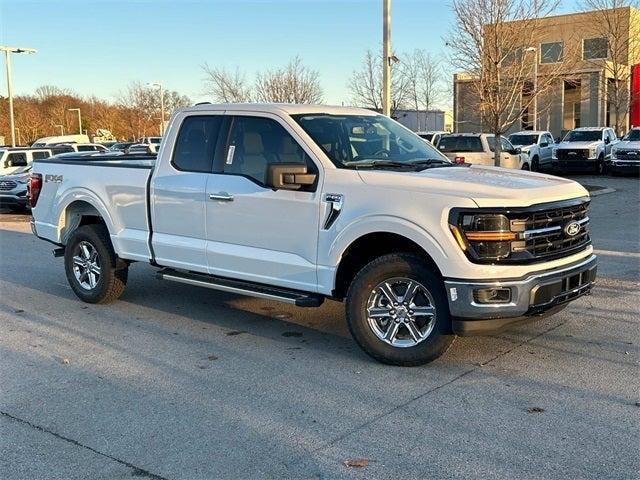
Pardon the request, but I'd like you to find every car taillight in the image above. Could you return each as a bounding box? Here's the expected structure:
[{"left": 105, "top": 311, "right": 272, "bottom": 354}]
[
  {"left": 454, "top": 156, "right": 465, "bottom": 164},
  {"left": 27, "top": 173, "right": 42, "bottom": 208}
]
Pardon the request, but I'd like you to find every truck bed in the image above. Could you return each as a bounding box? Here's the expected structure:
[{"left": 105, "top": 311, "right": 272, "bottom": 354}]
[{"left": 32, "top": 155, "right": 155, "bottom": 262}]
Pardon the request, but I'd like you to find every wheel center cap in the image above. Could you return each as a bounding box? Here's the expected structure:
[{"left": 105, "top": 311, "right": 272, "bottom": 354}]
[{"left": 396, "top": 306, "right": 408, "bottom": 319}]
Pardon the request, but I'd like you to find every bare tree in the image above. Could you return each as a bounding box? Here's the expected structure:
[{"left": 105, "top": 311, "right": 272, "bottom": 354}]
[
  {"left": 347, "top": 49, "right": 409, "bottom": 116},
  {"left": 577, "top": 0, "right": 640, "bottom": 135},
  {"left": 255, "top": 56, "right": 323, "bottom": 104},
  {"left": 446, "top": 0, "right": 569, "bottom": 166},
  {"left": 202, "top": 64, "right": 252, "bottom": 103},
  {"left": 401, "top": 50, "right": 445, "bottom": 130}
]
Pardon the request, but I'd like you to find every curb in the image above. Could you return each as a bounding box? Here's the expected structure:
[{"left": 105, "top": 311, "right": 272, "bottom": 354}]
[{"left": 588, "top": 187, "right": 616, "bottom": 197}]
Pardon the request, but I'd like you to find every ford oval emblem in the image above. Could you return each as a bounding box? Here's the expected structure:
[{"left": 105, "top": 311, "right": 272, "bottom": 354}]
[{"left": 564, "top": 221, "right": 581, "bottom": 237}]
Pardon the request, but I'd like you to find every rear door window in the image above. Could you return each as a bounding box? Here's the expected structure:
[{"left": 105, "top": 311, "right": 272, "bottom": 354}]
[
  {"left": 172, "top": 115, "right": 223, "bottom": 172},
  {"left": 5, "top": 152, "right": 27, "bottom": 167},
  {"left": 437, "top": 136, "right": 483, "bottom": 152},
  {"left": 31, "top": 151, "right": 50, "bottom": 160}
]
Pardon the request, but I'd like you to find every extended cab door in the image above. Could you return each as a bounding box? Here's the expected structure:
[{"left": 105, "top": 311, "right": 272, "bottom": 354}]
[
  {"left": 150, "top": 112, "right": 225, "bottom": 273},
  {"left": 204, "top": 113, "right": 322, "bottom": 292}
]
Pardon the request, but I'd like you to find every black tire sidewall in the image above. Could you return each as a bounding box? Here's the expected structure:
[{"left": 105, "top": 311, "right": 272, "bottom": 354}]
[
  {"left": 64, "top": 225, "right": 117, "bottom": 303},
  {"left": 346, "top": 254, "right": 454, "bottom": 366}
]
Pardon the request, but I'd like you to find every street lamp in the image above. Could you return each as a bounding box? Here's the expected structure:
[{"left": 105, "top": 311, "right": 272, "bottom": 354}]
[
  {"left": 382, "top": 0, "right": 391, "bottom": 117},
  {"left": 56, "top": 124, "right": 64, "bottom": 135},
  {"left": 147, "top": 82, "right": 165, "bottom": 135},
  {"left": 68, "top": 108, "right": 82, "bottom": 135},
  {"left": 524, "top": 46, "right": 538, "bottom": 130},
  {"left": 1, "top": 46, "right": 37, "bottom": 147}
]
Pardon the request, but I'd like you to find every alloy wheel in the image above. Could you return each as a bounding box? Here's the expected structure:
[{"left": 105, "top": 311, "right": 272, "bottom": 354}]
[
  {"left": 366, "top": 277, "right": 437, "bottom": 348},
  {"left": 72, "top": 241, "right": 101, "bottom": 290}
]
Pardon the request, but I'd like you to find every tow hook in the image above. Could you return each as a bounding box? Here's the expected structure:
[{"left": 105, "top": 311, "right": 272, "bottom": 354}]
[{"left": 52, "top": 247, "right": 66, "bottom": 258}]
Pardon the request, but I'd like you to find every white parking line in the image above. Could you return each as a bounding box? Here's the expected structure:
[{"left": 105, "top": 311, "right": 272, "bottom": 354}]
[{"left": 594, "top": 249, "right": 640, "bottom": 258}]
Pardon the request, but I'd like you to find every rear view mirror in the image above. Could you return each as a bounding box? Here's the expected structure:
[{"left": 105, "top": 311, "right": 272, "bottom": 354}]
[{"left": 267, "top": 164, "right": 317, "bottom": 190}]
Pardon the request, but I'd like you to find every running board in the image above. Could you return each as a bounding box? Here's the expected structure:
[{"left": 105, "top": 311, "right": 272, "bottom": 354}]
[{"left": 157, "top": 269, "right": 324, "bottom": 307}]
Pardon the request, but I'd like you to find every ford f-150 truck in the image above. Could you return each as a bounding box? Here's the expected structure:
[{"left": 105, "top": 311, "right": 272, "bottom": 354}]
[
  {"left": 609, "top": 127, "right": 640, "bottom": 174},
  {"left": 29, "top": 104, "right": 597, "bottom": 366}
]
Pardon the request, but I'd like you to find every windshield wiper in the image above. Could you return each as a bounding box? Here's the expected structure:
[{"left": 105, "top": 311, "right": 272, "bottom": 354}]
[
  {"left": 408, "top": 158, "right": 453, "bottom": 170},
  {"left": 345, "top": 160, "right": 417, "bottom": 169}
]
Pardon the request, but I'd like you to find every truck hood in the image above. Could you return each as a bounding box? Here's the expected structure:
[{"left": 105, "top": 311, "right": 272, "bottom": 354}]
[
  {"left": 557, "top": 141, "right": 601, "bottom": 149},
  {"left": 357, "top": 165, "right": 588, "bottom": 208},
  {"left": 614, "top": 140, "right": 640, "bottom": 150}
]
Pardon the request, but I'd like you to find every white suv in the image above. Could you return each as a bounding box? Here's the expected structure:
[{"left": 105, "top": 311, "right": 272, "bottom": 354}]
[{"left": 437, "top": 133, "right": 530, "bottom": 169}]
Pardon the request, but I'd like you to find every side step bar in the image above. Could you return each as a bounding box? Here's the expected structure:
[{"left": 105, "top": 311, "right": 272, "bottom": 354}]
[{"left": 157, "top": 268, "right": 324, "bottom": 307}]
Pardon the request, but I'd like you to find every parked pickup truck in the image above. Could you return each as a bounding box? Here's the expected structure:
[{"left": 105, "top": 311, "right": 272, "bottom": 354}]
[
  {"left": 508, "top": 131, "right": 555, "bottom": 172},
  {"left": 608, "top": 127, "right": 640, "bottom": 174},
  {"left": 552, "top": 127, "right": 618, "bottom": 174},
  {"left": 29, "top": 104, "right": 597, "bottom": 366}
]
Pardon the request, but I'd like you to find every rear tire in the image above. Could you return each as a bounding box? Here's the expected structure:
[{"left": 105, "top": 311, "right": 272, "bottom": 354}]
[
  {"left": 64, "top": 224, "right": 128, "bottom": 304},
  {"left": 345, "top": 253, "right": 454, "bottom": 366}
]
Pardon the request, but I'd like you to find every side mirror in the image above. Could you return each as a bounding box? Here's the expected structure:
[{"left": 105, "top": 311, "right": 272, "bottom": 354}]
[
  {"left": 511, "top": 147, "right": 521, "bottom": 155},
  {"left": 604, "top": 137, "right": 610, "bottom": 144},
  {"left": 267, "top": 163, "right": 317, "bottom": 190}
]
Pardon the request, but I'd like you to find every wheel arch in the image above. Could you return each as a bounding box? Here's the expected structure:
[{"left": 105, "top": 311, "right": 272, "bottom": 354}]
[
  {"left": 56, "top": 191, "right": 115, "bottom": 245},
  {"left": 332, "top": 231, "right": 444, "bottom": 300}
]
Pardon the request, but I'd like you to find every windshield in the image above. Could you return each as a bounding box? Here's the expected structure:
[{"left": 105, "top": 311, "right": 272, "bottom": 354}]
[
  {"left": 564, "top": 130, "right": 602, "bottom": 142},
  {"left": 292, "top": 114, "right": 450, "bottom": 169},
  {"left": 437, "top": 135, "right": 483, "bottom": 152},
  {"left": 622, "top": 129, "right": 640, "bottom": 141},
  {"left": 508, "top": 134, "right": 538, "bottom": 146}
]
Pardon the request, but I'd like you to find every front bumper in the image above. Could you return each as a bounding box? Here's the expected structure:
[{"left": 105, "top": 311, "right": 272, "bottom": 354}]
[
  {"left": 606, "top": 160, "right": 640, "bottom": 173},
  {"left": 0, "top": 194, "right": 28, "bottom": 208},
  {"left": 552, "top": 159, "right": 597, "bottom": 171},
  {"left": 445, "top": 254, "right": 597, "bottom": 335}
]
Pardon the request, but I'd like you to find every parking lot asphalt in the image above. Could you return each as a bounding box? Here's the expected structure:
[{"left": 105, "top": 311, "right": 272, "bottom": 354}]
[{"left": 1, "top": 174, "right": 638, "bottom": 480}]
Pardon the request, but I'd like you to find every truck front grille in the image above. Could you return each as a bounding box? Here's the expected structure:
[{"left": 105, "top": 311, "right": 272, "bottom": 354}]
[
  {"left": 0, "top": 180, "right": 17, "bottom": 191},
  {"left": 614, "top": 150, "right": 640, "bottom": 161},
  {"left": 514, "top": 201, "right": 591, "bottom": 260},
  {"left": 557, "top": 149, "right": 589, "bottom": 160}
]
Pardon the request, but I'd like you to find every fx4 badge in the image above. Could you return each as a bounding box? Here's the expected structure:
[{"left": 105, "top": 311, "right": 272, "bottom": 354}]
[{"left": 44, "top": 174, "right": 63, "bottom": 183}]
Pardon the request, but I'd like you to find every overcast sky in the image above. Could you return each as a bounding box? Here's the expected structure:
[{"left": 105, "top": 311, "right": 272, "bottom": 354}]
[{"left": 1, "top": 0, "right": 579, "bottom": 105}]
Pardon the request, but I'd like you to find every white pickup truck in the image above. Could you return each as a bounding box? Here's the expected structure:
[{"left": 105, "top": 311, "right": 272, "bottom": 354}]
[{"left": 29, "top": 104, "right": 597, "bottom": 366}]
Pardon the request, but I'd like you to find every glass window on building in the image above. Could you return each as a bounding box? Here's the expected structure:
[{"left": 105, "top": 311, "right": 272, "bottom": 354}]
[
  {"left": 583, "top": 38, "right": 608, "bottom": 60},
  {"left": 540, "top": 42, "right": 563, "bottom": 64}
]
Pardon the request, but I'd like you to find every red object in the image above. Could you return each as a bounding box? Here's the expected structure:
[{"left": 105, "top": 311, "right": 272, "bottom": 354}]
[
  {"left": 454, "top": 156, "right": 466, "bottom": 164},
  {"left": 28, "top": 173, "right": 42, "bottom": 208},
  {"left": 631, "top": 64, "right": 640, "bottom": 128}
]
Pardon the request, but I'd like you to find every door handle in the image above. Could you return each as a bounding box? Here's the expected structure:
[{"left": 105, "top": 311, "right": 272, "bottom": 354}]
[{"left": 209, "top": 192, "right": 234, "bottom": 202}]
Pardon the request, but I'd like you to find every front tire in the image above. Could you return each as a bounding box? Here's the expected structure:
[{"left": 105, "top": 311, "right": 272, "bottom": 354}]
[
  {"left": 595, "top": 155, "right": 605, "bottom": 175},
  {"left": 531, "top": 156, "right": 539, "bottom": 172},
  {"left": 345, "top": 253, "right": 454, "bottom": 366},
  {"left": 64, "top": 224, "right": 128, "bottom": 303}
]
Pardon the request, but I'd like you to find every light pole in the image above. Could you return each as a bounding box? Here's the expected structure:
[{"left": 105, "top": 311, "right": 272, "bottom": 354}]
[
  {"left": 15, "top": 127, "right": 21, "bottom": 145},
  {"left": 1, "top": 46, "right": 37, "bottom": 147},
  {"left": 56, "top": 124, "right": 64, "bottom": 135},
  {"left": 525, "top": 47, "right": 538, "bottom": 130},
  {"left": 382, "top": 0, "right": 391, "bottom": 117},
  {"left": 68, "top": 108, "right": 82, "bottom": 134},
  {"left": 147, "top": 82, "right": 165, "bottom": 135}
]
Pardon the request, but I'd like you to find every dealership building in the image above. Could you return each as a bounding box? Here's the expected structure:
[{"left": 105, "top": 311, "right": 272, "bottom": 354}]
[{"left": 453, "top": 7, "right": 640, "bottom": 139}]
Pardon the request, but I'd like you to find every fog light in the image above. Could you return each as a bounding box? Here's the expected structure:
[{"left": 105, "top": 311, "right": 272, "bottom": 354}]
[{"left": 473, "top": 287, "right": 511, "bottom": 304}]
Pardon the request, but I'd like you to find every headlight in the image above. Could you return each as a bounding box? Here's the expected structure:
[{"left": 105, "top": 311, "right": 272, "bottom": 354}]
[
  {"left": 449, "top": 213, "right": 516, "bottom": 261},
  {"left": 552, "top": 148, "right": 558, "bottom": 159},
  {"left": 588, "top": 147, "right": 597, "bottom": 159},
  {"left": 611, "top": 149, "right": 617, "bottom": 159}
]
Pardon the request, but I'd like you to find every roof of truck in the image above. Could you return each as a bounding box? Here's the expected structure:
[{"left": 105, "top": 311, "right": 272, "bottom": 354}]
[{"left": 184, "top": 103, "right": 378, "bottom": 116}]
